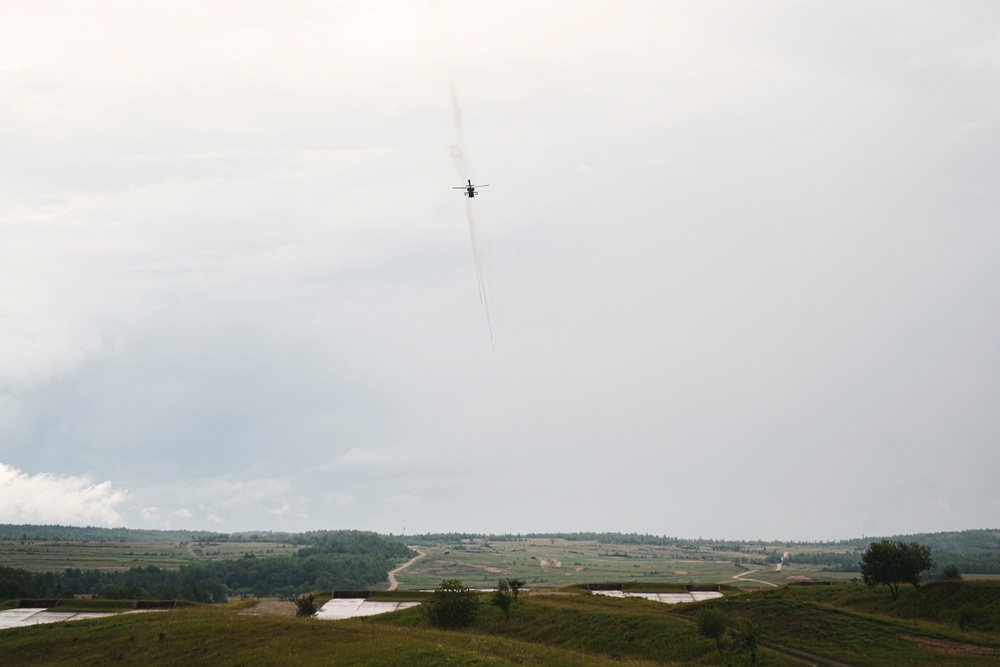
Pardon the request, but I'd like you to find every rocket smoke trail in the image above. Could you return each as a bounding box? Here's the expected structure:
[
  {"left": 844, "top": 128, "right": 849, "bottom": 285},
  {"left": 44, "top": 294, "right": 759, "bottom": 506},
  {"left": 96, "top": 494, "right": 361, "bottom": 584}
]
[{"left": 450, "top": 83, "right": 495, "bottom": 349}]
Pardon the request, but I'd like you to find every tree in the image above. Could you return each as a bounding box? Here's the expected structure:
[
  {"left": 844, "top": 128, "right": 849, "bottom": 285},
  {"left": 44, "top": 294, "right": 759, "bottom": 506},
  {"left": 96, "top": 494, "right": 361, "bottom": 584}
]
[
  {"left": 425, "top": 579, "right": 478, "bottom": 629},
  {"left": 507, "top": 577, "right": 526, "bottom": 600},
  {"left": 696, "top": 608, "right": 731, "bottom": 665},
  {"left": 491, "top": 578, "right": 512, "bottom": 619},
  {"left": 859, "top": 540, "right": 933, "bottom": 600},
  {"left": 940, "top": 564, "right": 962, "bottom": 581},
  {"left": 696, "top": 608, "right": 763, "bottom": 666},
  {"left": 730, "top": 618, "right": 762, "bottom": 665}
]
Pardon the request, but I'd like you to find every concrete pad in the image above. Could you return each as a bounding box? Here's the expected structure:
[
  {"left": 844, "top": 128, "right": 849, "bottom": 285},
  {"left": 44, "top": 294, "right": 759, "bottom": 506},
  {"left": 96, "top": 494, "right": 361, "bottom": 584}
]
[
  {"left": 395, "top": 602, "right": 421, "bottom": 611},
  {"left": 25, "top": 612, "right": 79, "bottom": 623},
  {"left": 68, "top": 612, "right": 115, "bottom": 621},
  {"left": 690, "top": 591, "right": 725, "bottom": 601},
  {"left": 0, "top": 608, "right": 115, "bottom": 631},
  {"left": 315, "top": 599, "right": 422, "bottom": 620},
  {"left": 592, "top": 591, "right": 724, "bottom": 604},
  {"left": 0, "top": 609, "right": 48, "bottom": 629},
  {"left": 315, "top": 598, "right": 366, "bottom": 620},
  {"left": 350, "top": 602, "right": 404, "bottom": 617}
]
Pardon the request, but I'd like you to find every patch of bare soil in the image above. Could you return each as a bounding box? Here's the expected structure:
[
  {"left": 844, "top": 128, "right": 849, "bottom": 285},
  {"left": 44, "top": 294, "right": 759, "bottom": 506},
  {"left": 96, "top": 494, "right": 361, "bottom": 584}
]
[
  {"left": 238, "top": 601, "right": 297, "bottom": 617},
  {"left": 899, "top": 634, "right": 1000, "bottom": 657}
]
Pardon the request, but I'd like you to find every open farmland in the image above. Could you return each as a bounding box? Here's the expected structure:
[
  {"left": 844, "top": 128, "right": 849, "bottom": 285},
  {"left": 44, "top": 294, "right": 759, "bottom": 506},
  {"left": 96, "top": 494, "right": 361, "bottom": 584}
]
[
  {"left": 393, "top": 537, "right": 859, "bottom": 590},
  {"left": 0, "top": 540, "right": 295, "bottom": 572}
]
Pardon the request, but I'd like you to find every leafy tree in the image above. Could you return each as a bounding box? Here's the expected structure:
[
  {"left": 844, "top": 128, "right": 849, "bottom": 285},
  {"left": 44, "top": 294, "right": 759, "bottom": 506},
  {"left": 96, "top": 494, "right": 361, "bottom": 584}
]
[
  {"left": 860, "top": 539, "right": 933, "bottom": 600},
  {"left": 696, "top": 608, "right": 731, "bottom": 665},
  {"left": 426, "top": 579, "right": 478, "bottom": 629},
  {"left": 696, "top": 608, "right": 764, "bottom": 666},
  {"left": 940, "top": 564, "right": 962, "bottom": 581},
  {"left": 730, "top": 618, "right": 762, "bottom": 665},
  {"left": 491, "top": 578, "right": 512, "bottom": 619},
  {"left": 507, "top": 577, "right": 526, "bottom": 600}
]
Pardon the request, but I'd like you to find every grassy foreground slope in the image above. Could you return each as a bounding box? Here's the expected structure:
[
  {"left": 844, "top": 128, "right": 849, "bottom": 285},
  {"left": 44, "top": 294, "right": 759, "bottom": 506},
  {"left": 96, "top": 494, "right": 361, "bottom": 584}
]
[
  {"left": 3, "top": 583, "right": 999, "bottom": 666},
  {"left": 372, "top": 583, "right": 1000, "bottom": 667},
  {"left": 0, "top": 604, "right": 675, "bottom": 667}
]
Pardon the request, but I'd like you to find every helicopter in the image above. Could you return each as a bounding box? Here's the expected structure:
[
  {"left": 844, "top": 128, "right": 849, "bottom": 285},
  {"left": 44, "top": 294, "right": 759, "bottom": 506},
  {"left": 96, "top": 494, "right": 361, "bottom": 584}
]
[{"left": 453, "top": 179, "right": 489, "bottom": 198}]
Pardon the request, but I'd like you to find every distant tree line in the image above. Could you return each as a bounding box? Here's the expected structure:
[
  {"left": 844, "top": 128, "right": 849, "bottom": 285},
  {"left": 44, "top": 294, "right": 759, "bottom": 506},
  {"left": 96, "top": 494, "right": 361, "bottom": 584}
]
[
  {"left": 0, "top": 524, "right": 221, "bottom": 544},
  {"left": 0, "top": 566, "right": 71, "bottom": 600},
  {"left": 784, "top": 552, "right": 862, "bottom": 571},
  {"left": 0, "top": 531, "right": 413, "bottom": 603}
]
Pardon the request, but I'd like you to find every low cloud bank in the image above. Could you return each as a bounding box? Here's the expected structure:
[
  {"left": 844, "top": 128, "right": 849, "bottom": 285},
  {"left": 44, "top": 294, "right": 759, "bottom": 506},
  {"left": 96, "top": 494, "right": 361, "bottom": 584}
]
[{"left": 0, "top": 463, "right": 125, "bottom": 525}]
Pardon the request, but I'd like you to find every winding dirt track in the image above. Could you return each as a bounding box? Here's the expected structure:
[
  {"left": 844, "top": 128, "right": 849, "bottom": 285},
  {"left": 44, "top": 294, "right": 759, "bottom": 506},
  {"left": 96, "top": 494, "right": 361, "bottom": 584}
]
[
  {"left": 730, "top": 568, "right": 779, "bottom": 588},
  {"left": 387, "top": 547, "right": 426, "bottom": 591}
]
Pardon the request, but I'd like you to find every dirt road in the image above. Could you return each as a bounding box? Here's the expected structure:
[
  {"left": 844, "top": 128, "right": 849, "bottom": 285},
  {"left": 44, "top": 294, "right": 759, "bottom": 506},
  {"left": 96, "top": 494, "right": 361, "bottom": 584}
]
[
  {"left": 730, "top": 568, "right": 779, "bottom": 588},
  {"left": 387, "top": 547, "right": 426, "bottom": 591}
]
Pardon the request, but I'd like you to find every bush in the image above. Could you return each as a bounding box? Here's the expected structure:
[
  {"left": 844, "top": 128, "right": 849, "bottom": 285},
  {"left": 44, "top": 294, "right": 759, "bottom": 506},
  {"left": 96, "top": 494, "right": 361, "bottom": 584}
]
[
  {"left": 426, "top": 579, "right": 478, "bottom": 629},
  {"left": 295, "top": 593, "right": 317, "bottom": 616}
]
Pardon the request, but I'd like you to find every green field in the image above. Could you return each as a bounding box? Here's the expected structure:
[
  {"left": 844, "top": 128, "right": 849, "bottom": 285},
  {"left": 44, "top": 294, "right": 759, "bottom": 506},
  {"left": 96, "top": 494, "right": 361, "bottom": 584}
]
[
  {"left": 2, "top": 536, "right": 859, "bottom": 590},
  {"left": 393, "top": 538, "right": 857, "bottom": 590},
  {"left": 0, "top": 540, "right": 295, "bottom": 572}
]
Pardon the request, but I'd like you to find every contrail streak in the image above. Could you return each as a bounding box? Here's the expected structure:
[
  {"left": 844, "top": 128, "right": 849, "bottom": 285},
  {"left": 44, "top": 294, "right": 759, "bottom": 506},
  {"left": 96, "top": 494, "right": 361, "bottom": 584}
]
[{"left": 450, "top": 83, "right": 495, "bottom": 349}]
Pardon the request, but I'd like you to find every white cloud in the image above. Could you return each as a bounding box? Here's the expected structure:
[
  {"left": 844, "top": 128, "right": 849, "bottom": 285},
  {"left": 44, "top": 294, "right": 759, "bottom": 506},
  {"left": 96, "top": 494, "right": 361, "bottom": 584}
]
[
  {"left": 139, "top": 507, "right": 160, "bottom": 521},
  {"left": 268, "top": 501, "right": 308, "bottom": 519},
  {"left": 0, "top": 463, "right": 125, "bottom": 525}
]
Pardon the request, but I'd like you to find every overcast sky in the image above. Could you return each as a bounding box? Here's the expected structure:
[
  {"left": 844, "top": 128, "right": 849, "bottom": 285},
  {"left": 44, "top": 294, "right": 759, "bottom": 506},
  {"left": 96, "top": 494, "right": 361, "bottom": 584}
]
[{"left": 1, "top": 1, "right": 998, "bottom": 541}]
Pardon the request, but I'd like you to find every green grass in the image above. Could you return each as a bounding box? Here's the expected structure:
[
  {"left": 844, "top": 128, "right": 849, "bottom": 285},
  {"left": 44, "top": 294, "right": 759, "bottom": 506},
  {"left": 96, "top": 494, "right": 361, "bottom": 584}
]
[
  {"left": 0, "top": 604, "right": 668, "bottom": 666},
  {"left": 0, "top": 540, "right": 294, "bottom": 572},
  {"left": 777, "top": 579, "right": 1000, "bottom": 633},
  {"left": 4, "top": 584, "right": 1000, "bottom": 666},
  {"left": 397, "top": 538, "right": 763, "bottom": 590},
  {"left": 674, "top": 583, "right": 1000, "bottom": 667}
]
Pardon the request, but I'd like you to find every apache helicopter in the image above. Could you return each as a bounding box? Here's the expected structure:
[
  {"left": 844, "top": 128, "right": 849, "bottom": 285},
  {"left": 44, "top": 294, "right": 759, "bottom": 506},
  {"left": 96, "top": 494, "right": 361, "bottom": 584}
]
[{"left": 453, "top": 179, "right": 489, "bottom": 198}]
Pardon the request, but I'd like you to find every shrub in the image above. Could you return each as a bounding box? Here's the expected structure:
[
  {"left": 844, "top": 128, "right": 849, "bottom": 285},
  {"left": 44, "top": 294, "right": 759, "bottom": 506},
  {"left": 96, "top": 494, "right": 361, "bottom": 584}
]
[
  {"left": 426, "top": 579, "right": 478, "bottom": 629},
  {"left": 295, "top": 593, "right": 317, "bottom": 617}
]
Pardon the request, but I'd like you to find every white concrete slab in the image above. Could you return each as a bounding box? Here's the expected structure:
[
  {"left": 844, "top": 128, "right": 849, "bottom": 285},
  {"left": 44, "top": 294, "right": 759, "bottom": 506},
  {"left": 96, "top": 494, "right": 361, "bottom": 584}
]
[
  {"left": 0, "top": 608, "right": 115, "bottom": 630},
  {"left": 690, "top": 591, "right": 725, "bottom": 601},
  {"left": 68, "top": 612, "right": 115, "bottom": 621},
  {"left": 350, "top": 602, "right": 404, "bottom": 617},
  {"left": 314, "top": 598, "right": 366, "bottom": 620},
  {"left": 315, "top": 599, "right": 422, "bottom": 620},
  {"left": 592, "top": 591, "right": 724, "bottom": 604}
]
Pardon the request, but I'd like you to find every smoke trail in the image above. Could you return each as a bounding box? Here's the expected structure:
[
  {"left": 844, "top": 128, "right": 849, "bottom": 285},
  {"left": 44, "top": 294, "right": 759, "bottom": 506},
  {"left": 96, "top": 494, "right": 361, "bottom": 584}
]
[{"left": 450, "top": 83, "right": 495, "bottom": 349}]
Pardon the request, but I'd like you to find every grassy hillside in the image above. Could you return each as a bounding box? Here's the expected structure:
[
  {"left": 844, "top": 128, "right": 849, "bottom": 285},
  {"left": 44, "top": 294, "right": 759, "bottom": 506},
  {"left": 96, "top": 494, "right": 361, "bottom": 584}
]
[
  {"left": 776, "top": 579, "right": 1000, "bottom": 632},
  {"left": 376, "top": 584, "right": 1000, "bottom": 667},
  {"left": 0, "top": 603, "right": 681, "bottom": 667},
  {"left": 5, "top": 582, "right": 998, "bottom": 666}
]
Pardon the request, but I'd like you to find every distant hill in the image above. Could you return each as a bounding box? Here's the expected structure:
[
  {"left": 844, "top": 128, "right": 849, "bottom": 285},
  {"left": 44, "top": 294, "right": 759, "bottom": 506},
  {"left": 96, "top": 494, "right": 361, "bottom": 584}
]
[
  {"left": 0, "top": 524, "right": 310, "bottom": 544},
  {"left": 4, "top": 525, "right": 997, "bottom": 573},
  {"left": 0, "top": 524, "right": 222, "bottom": 543}
]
